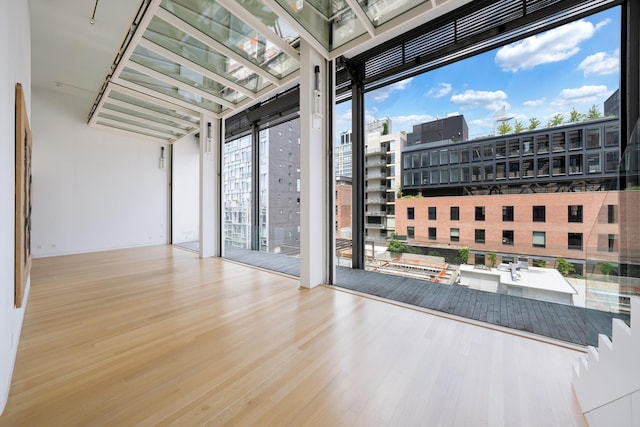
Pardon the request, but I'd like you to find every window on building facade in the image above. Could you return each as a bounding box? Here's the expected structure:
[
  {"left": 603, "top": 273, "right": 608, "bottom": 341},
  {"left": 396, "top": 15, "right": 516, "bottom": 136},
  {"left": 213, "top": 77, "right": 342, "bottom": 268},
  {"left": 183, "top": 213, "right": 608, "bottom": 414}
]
[
  {"left": 536, "top": 135, "right": 549, "bottom": 154},
  {"left": 475, "top": 206, "right": 485, "bottom": 221},
  {"left": 428, "top": 227, "right": 437, "bottom": 240},
  {"left": 609, "top": 234, "right": 616, "bottom": 252},
  {"left": 587, "top": 153, "right": 601, "bottom": 173},
  {"left": 532, "top": 231, "right": 546, "bottom": 248},
  {"left": 608, "top": 204, "right": 617, "bottom": 223},
  {"left": 503, "top": 230, "right": 514, "bottom": 245},
  {"left": 407, "top": 207, "right": 415, "bottom": 220},
  {"left": 451, "top": 206, "right": 459, "bottom": 220},
  {"left": 533, "top": 206, "right": 546, "bottom": 222},
  {"left": 568, "top": 130, "right": 583, "bottom": 150},
  {"left": 502, "top": 206, "right": 514, "bottom": 222},
  {"left": 428, "top": 206, "right": 436, "bottom": 220},
  {"left": 475, "top": 254, "right": 485, "bottom": 265},
  {"left": 586, "top": 127, "right": 601, "bottom": 148},
  {"left": 475, "top": 229, "right": 485, "bottom": 244},
  {"left": 568, "top": 233, "right": 583, "bottom": 250},
  {"left": 605, "top": 151, "right": 619, "bottom": 173},
  {"left": 605, "top": 124, "right": 619, "bottom": 147},
  {"left": 450, "top": 228, "right": 460, "bottom": 242},
  {"left": 568, "top": 205, "right": 583, "bottom": 223},
  {"left": 407, "top": 226, "right": 415, "bottom": 239}
]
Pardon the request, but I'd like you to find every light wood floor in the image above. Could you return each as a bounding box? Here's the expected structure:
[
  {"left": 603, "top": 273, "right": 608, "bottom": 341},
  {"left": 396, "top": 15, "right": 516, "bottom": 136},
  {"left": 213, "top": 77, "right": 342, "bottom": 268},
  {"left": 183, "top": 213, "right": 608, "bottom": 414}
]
[{"left": 1, "top": 245, "right": 587, "bottom": 426}]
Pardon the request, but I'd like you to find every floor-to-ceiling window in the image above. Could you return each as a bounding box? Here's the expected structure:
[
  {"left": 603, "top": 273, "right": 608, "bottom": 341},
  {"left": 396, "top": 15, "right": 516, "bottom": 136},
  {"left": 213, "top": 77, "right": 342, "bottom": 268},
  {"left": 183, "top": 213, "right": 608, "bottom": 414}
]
[
  {"left": 334, "top": 2, "right": 634, "bottom": 346},
  {"left": 222, "top": 91, "right": 301, "bottom": 276}
]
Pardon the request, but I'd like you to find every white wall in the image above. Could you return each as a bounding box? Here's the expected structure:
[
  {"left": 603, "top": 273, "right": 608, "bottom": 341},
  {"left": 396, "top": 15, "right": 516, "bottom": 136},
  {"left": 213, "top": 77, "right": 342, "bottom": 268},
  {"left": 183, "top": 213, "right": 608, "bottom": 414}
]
[
  {"left": 172, "top": 134, "right": 199, "bottom": 244},
  {"left": 30, "top": 86, "right": 169, "bottom": 257},
  {"left": 0, "top": 0, "right": 31, "bottom": 415}
]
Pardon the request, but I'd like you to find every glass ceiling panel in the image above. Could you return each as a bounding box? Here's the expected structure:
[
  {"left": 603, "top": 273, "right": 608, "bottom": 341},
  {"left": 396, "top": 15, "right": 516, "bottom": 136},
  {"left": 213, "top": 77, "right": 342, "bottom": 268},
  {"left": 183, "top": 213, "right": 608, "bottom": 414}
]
[
  {"left": 358, "top": 0, "right": 432, "bottom": 27},
  {"left": 102, "top": 102, "right": 194, "bottom": 132},
  {"left": 130, "top": 45, "right": 247, "bottom": 105},
  {"left": 159, "top": 0, "right": 298, "bottom": 79},
  {"left": 145, "top": 17, "right": 273, "bottom": 93},
  {"left": 120, "top": 66, "right": 224, "bottom": 114},
  {"left": 235, "top": 0, "right": 300, "bottom": 44},
  {"left": 108, "top": 90, "right": 200, "bottom": 124},
  {"left": 97, "top": 111, "right": 185, "bottom": 138},
  {"left": 96, "top": 120, "right": 176, "bottom": 140},
  {"left": 271, "top": 0, "right": 366, "bottom": 49}
]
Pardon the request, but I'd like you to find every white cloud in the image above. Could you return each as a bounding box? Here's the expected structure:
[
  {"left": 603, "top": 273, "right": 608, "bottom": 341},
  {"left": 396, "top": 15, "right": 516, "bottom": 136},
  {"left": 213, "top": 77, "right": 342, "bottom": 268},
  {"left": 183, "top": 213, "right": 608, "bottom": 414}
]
[
  {"left": 450, "top": 89, "right": 509, "bottom": 111},
  {"left": 369, "top": 78, "right": 413, "bottom": 102},
  {"left": 495, "top": 19, "right": 609, "bottom": 72},
  {"left": 426, "top": 82, "right": 452, "bottom": 98},
  {"left": 578, "top": 48, "right": 619, "bottom": 76},
  {"left": 523, "top": 98, "right": 545, "bottom": 107},
  {"left": 551, "top": 84, "right": 609, "bottom": 107}
]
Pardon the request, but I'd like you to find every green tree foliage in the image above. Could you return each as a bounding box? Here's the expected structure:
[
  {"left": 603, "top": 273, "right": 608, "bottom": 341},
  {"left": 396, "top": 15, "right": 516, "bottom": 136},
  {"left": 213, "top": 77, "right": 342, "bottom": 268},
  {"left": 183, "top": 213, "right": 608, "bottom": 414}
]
[
  {"left": 388, "top": 239, "right": 406, "bottom": 253},
  {"left": 533, "top": 259, "right": 546, "bottom": 268},
  {"left": 547, "top": 113, "right": 564, "bottom": 127},
  {"left": 587, "top": 104, "right": 602, "bottom": 120},
  {"left": 568, "top": 108, "right": 584, "bottom": 123},
  {"left": 555, "top": 258, "right": 576, "bottom": 277},
  {"left": 597, "top": 261, "right": 616, "bottom": 278},
  {"left": 488, "top": 251, "right": 497, "bottom": 268},
  {"left": 514, "top": 120, "right": 525, "bottom": 134},
  {"left": 458, "top": 247, "right": 470, "bottom": 264},
  {"left": 528, "top": 117, "right": 541, "bottom": 130},
  {"left": 497, "top": 121, "right": 512, "bottom": 135},
  {"left": 382, "top": 122, "right": 389, "bottom": 135}
]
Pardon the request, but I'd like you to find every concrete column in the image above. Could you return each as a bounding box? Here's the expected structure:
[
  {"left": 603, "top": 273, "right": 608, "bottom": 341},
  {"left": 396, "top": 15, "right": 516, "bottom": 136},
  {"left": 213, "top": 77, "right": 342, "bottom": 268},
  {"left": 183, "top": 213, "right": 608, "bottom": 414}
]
[
  {"left": 199, "top": 116, "right": 221, "bottom": 258},
  {"left": 299, "top": 40, "right": 330, "bottom": 288}
]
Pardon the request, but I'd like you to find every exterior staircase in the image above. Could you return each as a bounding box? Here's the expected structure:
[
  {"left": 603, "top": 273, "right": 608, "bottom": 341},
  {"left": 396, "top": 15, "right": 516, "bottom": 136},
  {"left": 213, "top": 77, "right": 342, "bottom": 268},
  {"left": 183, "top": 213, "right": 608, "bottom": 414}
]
[{"left": 572, "top": 298, "right": 639, "bottom": 426}]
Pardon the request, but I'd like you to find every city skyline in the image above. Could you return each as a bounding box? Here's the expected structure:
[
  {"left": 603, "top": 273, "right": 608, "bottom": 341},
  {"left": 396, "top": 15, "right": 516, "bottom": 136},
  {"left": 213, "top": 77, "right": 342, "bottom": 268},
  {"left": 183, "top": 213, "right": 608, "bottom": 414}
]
[{"left": 335, "top": 6, "right": 620, "bottom": 140}]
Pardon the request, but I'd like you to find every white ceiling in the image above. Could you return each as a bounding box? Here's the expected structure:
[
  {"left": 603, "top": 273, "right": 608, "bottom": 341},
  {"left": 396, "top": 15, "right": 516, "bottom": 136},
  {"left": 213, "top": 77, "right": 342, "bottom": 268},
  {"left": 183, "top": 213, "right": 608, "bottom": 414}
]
[{"left": 29, "top": 0, "right": 143, "bottom": 109}]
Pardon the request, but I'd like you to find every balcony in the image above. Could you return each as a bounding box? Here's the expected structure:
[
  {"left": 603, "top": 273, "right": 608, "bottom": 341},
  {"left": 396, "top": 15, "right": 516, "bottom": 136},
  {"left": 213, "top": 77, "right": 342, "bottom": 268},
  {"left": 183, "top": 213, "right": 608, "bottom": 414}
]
[
  {"left": 366, "top": 171, "right": 387, "bottom": 179},
  {"left": 366, "top": 146, "right": 388, "bottom": 155},
  {"left": 365, "top": 210, "right": 387, "bottom": 217},
  {"left": 366, "top": 185, "right": 388, "bottom": 192}
]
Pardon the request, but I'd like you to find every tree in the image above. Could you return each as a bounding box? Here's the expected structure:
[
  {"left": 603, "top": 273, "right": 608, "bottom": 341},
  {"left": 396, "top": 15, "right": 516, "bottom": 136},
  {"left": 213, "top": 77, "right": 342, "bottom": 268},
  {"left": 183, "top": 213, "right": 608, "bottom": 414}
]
[
  {"left": 533, "top": 259, "right": 546, "bottom": 268},
  {"left": 547, "top": 113, "right": 564, "bottom": 127},
  {"left": 597, "top": 261, "right": 616, "bottom": 279},
  {"left": 555, "top": 258, "right": 576, "bottom": 277},
  {"left": 458, "top": 248, "right": 470, "bottom": 264},
  {"left": 528, "top": 117, "right": 541, "bottom": 130},
  {"left": 568, "top": 108, "right": 584, "bottom": 123},
  {"left": 497, "top": 121, "right": 512, "bottom": 135},
  {"left": 388, "top": 239, "right": 406, "bottom": 253},
  {"left": 488, "top": 251, "right": 497, "bottom": 268},
  {"left": 586, "top": 104, "right": 602, "bottom": 121},
  {"left": 382, "top": 122, "right": 389, "bottom": 135},
  {"left": 514, "top": 120, "right": 525, "bottom": 134}
]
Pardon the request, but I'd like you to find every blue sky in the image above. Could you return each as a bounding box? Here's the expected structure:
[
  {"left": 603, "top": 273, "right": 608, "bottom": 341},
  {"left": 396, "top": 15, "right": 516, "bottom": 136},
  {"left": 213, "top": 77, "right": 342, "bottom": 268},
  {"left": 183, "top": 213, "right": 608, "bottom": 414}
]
[{"left": 335, "top": 7, "right": 621, "bottom": 140}]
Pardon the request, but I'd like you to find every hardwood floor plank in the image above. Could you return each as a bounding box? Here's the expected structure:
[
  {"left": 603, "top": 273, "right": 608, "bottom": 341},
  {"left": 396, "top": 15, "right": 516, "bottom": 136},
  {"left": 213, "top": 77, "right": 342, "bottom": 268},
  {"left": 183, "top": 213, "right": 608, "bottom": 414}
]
[{"left": 0, "top": 246, "right": 587, "bottom": 426}]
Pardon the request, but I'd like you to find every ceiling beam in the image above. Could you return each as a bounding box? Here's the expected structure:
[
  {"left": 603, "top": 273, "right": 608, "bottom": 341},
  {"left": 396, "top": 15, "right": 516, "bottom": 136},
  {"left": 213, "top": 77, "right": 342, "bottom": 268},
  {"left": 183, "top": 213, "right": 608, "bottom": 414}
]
[
  {"left": 94, "top": 117, "right": 176, "bottom": 140},
  {"left": 98, "top": 107, "right": 191, "bottom": 134},
  {"left": 126, "top": 59, "right": 239, "bottom": 110},
  {"left": 113, "top": 77, "right": 220, "bottom": 118},
  {"left": 92, "top": 123, "right": 172, "bottom": 143},
  {"left": 225, "top": 69, "right": 300, "bottom": 119},
  {"left": 259, "top": 0, "right": 331, "bottom": 59},
  {"left": 155, "top": 7, "right": 280, "bottom": 86},
  {"left": 103, "top": 97, "right": 199, "bottom": 128},
  {"left": 217, "top": 0, "right": 300, "bottom": 61},
  {"left": 138, "top": 37, "right": 257, "bottom": 100},
  {"left": 110, "top": 82, "right": 201, "bottom": 118},
  {"left": 344, "top": 0, "right": 376, "bottom": 37}
]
